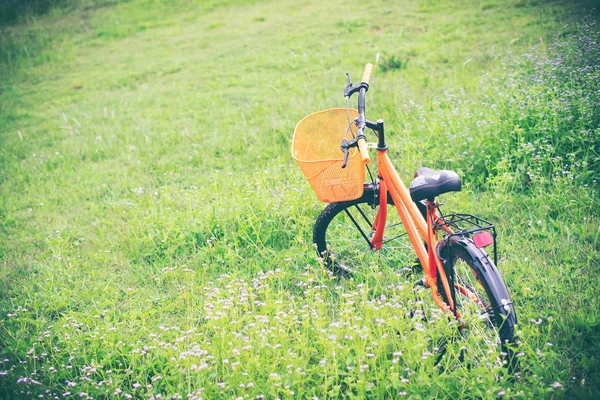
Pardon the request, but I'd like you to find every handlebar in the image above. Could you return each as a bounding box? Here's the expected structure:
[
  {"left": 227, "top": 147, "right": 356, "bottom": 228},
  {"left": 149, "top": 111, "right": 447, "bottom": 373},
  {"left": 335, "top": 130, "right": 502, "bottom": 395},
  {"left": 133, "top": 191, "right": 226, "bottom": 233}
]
[
  {"left": 361, "top": 63, "right": 373, "bottom": 85},
  {"left": 357, "top": 137, "right": 370, "bottom": 165},
  {"left": 340, "top": 63, "right": 374, "bottom": 166}
]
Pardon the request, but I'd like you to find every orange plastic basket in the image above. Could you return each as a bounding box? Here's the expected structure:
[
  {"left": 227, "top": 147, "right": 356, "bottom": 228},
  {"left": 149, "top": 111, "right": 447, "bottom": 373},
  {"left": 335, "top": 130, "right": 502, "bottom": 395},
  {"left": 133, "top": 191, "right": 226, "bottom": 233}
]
[{"left": 292, "top": 108, "right": 365, "bottom": 203}]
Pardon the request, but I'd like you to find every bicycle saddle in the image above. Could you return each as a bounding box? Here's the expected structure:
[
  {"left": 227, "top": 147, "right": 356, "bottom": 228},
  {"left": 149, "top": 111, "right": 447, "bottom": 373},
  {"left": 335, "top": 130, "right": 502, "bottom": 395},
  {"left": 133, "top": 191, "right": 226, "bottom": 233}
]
[{"left": 409, "top": 167, "right": 462, "bottom": 202}]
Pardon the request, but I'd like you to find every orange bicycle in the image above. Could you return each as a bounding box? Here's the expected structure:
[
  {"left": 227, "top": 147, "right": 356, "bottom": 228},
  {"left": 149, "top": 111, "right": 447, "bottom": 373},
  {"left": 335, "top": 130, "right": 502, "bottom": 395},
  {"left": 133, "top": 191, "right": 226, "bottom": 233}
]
[{"left": 292, "top": 64, "right": 518, "bottom": 372}]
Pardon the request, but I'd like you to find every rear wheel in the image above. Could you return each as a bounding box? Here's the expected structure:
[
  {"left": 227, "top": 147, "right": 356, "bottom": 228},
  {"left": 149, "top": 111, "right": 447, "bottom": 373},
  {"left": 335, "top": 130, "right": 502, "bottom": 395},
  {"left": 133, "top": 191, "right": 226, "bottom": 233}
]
[{"left": 440, "top": 238, "right": 518, "bottom": 373}]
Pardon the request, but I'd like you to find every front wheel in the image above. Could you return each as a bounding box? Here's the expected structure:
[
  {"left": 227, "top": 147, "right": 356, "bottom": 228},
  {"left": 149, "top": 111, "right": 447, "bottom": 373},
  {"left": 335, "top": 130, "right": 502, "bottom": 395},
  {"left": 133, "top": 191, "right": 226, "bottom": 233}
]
[
  {"left": 440, "top": 238, "right": 519, "bottom": 373},
  {"left": 313, "top": 185, "right": 419, "bottom": 277}
]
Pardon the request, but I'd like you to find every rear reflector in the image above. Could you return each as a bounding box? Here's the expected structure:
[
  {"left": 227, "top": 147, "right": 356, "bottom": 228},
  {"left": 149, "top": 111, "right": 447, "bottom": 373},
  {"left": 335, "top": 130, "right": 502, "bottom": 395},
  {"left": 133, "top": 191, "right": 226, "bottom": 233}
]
[{"left": 473, "top": 231, "right": 494, "bottom": 248}]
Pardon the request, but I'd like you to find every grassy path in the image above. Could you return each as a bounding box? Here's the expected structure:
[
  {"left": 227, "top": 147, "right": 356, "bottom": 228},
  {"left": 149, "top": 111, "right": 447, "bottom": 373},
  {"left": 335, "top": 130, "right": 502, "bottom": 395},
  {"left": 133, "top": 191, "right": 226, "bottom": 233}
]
[{"left": 1, "top": 0, "right": 598, "bottom": 398}]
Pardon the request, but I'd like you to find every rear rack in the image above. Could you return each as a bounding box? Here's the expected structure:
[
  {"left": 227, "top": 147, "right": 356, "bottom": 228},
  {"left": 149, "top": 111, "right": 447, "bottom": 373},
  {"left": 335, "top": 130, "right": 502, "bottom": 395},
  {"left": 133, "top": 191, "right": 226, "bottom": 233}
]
[{"left": 434, "top": 213, "right": 498, "bottom": 266}]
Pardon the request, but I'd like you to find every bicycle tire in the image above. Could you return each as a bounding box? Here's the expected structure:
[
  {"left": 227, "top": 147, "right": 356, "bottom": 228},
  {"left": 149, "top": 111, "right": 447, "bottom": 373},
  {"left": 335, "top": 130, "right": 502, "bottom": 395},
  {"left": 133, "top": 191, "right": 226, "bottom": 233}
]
[
  {"left": 313, "top": 184, "right": 423, "bottom": 277},
  {"left": 313, "top": 185, "right": 518, "bottom": 372},
  {"left": 439, "top": 238, "right": 518, "bottom": 373}
]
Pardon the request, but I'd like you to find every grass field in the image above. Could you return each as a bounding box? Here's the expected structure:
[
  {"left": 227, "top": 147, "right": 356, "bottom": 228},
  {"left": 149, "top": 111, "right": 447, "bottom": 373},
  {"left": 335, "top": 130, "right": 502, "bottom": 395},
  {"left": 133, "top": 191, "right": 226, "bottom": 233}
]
[{"left": 1, "top": 0, "right": 599, "bottom": 398}]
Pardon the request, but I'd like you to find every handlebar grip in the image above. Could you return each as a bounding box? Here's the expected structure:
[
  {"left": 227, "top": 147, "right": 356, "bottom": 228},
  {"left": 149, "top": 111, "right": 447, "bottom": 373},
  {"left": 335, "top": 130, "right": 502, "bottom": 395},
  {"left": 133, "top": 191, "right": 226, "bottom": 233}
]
[
  {"left": 357, "top": 137, "right": 370, "bottom": 165},
  {"left": 361, "top": 63, "right": 374, "bottom": 85}
]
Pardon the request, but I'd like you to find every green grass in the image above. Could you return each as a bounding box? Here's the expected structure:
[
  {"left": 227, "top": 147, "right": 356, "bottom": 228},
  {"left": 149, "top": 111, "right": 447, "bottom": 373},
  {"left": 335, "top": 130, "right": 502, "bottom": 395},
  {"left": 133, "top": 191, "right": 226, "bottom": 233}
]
[{"left": 0, "top": 0, "right": 599, "bottom": 398}]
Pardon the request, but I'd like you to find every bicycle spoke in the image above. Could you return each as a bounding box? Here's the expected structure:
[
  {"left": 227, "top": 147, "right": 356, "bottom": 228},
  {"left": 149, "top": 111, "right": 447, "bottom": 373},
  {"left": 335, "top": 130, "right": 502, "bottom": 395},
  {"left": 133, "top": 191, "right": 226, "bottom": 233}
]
[
  {"left": 451, "top": 255, "right": 503, "bottom": 370},
  {"left": 320, "top": 199, "right": 413, "bottom": 270},
  {"left": 382, "top": 231, "right": 409, "bottom": 245},
  {"left": 343, "top": 208, "right": 374, "bottom": 250},
  {"left": 353, "top": 204, "right": 374, "bottom": 227},
  {"left": 387, "top": 222, "right": 404, "bottom": 229}
]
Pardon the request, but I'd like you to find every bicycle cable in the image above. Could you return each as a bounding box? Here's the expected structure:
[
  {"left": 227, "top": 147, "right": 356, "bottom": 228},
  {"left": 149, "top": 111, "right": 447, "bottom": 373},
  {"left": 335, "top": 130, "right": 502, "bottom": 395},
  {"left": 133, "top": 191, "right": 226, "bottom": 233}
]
[
  {"left": 345, "top": 97, "right": 356, "bottom": 139},
  {"left": 346, "top": 93, "right": 377, "bottom": 185}
]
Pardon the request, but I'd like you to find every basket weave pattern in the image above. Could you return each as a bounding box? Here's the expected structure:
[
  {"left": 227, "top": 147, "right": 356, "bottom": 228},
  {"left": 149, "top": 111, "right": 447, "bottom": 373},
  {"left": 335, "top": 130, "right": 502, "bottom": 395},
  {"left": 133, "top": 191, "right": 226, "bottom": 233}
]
[{"left": 292, "top": 108, "right": 365, "bottom": 203}]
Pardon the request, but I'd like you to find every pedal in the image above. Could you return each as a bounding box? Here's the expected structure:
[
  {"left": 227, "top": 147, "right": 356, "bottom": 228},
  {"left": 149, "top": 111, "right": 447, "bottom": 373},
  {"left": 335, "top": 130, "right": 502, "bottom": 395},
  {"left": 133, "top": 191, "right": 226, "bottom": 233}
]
[
  {"left": 399, "top": 263, "right": 420, "bottom": 276},
  {"left": 413, "top": 278, "right": 427, "bottom": 288}
]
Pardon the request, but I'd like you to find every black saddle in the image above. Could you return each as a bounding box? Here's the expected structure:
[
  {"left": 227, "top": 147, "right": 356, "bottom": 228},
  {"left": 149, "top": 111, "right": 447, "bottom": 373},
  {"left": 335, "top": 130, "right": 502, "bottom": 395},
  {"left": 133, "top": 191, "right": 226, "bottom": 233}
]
[{"left": 409, "top": 167, "right": 461, "bottom": 202}]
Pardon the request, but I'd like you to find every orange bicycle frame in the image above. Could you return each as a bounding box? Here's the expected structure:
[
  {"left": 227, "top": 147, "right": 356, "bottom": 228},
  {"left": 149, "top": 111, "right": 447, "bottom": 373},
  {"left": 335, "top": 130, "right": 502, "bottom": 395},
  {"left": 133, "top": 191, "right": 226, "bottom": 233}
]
[
  {"left": 348, "top": 63, "right": 475, "bottom": 316},
  {"left": 374, "top": 151, "right": 457, "bottom": 314}
]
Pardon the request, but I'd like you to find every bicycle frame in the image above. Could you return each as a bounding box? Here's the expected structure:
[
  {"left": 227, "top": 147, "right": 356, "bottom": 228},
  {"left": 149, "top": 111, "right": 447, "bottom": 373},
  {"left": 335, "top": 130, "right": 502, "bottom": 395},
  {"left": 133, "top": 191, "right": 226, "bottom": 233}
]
[
  {"left": 346, "top": 64, "right": 485, "bottom": 317},
  {"left": 373, "top": 148, "right": 458, "bottom": 314}
]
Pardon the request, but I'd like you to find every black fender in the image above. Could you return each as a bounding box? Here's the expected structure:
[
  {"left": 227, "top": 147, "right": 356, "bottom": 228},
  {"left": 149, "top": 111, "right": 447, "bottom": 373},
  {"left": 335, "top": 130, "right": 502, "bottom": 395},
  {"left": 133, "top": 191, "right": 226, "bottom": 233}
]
[{"left": 441, "top": 237, "right": 518, "bottom": 341}]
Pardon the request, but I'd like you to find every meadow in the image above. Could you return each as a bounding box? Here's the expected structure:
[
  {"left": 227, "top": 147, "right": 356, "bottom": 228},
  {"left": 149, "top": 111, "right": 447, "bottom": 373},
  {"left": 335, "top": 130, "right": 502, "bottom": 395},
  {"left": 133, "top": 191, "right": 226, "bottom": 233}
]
[{"left": 0, "top": 0, "right": 599, "bottom": 398}]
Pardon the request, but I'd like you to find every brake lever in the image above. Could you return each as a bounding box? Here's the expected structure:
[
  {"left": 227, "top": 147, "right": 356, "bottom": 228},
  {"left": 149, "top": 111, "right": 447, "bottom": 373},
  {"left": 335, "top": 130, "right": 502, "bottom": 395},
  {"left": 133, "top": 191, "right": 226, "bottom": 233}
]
[
  {"left": 341, "top": 138, "right": 350, "bottom": 168},
  {"left": 344, "top": 73, "right": 353, "bottom": 98}
]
